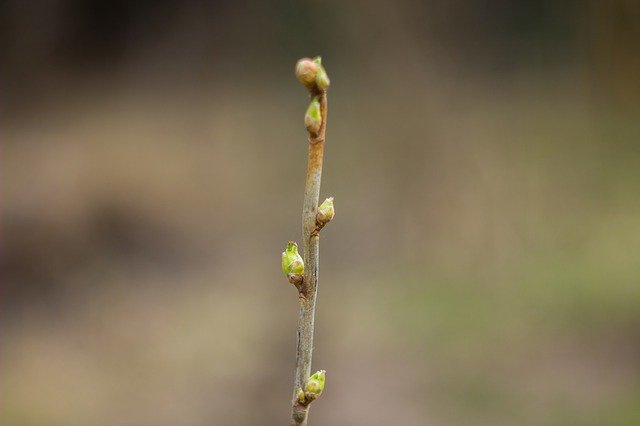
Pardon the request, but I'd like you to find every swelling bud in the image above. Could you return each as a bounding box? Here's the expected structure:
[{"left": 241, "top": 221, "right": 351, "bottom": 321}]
[
  {"left": 313, "top": 57, "right": 330, "bottom": 91},
  {"left": 304, "top": 97, "right": 322, "bottom": 136},
  {"left": 316, "top": 197, "right": 335, "bottom": 226},
  {"left": 295, "top": 58, "right": 319, "bottom": 89},
  {"left": 282, "top": 241, "right": 304, "bottom": 285},
  {"left": 304, "top": 370, "right": 326, "bottom": 398}
]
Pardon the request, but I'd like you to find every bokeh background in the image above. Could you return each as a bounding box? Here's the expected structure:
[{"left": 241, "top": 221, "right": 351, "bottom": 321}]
[{"left": 2, "top": 1, "right": 640, "bottom": 425}]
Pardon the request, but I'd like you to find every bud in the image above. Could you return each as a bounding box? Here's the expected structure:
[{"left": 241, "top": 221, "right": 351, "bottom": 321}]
[
  {"left": 282, "top": 241, "right": 304, "bottom": 284},
  {"left": 295, "top": 58, "right": 319, "bottom": 89},
  {"left": 316, "top": 197, "right": 335, "bottom": 226},
  {"left": 313, "top": 57, "right": 330, "bottom": 91},
  {"left": 304, "top": 97, "right": 322, "bottom": 135},
  {"left": 304, "top": 370, "right": 326, "bottom": 397}
]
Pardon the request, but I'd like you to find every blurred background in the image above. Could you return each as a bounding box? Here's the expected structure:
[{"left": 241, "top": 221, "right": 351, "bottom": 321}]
[{"left": 2, "top": 1, "right": 640, "bottom": 425}]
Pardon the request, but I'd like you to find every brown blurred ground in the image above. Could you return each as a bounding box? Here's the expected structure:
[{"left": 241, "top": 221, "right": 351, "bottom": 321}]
[{"left": 2, "top": 1, "right": 640, "bottom": 425}]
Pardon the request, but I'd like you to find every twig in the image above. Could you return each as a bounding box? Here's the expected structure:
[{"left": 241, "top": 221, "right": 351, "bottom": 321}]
[{"left": 283, "top": 57, "right": 334, "bottom": 426}]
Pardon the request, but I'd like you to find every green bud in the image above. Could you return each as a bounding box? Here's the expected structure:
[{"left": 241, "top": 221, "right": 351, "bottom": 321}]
[
  {"left": 296, "top": 388, "right": 306, "bottom": 403},
  {"left": 315, "top": 67, "right": 330, "bottom": 91},
  {"left": 295, "top": 58, "right": 319, "bottom": 89},
  {"left": 316, "top": 197, "right": 334, "bottom": 226},
  {"left": 313, "top": 57, "right": 330, "bottom": 91},
  {"left": 282, "top": 241, "right": 304, "bottom": 282},
  {"left": 304, "top": 97, "right": 322, "bottom": 136},
  {"left": 304, "top": 370, "right": 326, "bottom": 397}
]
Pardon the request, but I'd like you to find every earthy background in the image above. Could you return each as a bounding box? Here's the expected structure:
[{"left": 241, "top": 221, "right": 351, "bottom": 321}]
[{"left": 2, "top": 1, "right": 640, "bottom": 425}]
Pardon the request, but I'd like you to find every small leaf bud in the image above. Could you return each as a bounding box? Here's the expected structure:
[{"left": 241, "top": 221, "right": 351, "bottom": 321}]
[
  {"left": 316, "top": 197, "right": 335, "bottom": 226},
  {"left": 296, "top": 388, "right": 306, "bottom": 403},
  {"left": 315, "top": 65, "right": 330, "bottom": 91},
  {"left": 304, "top": 370, "right": 326, "bottom": 397},
  {"left": 295, "top": 58, "right": 319, "bottom": 89},
  {"left": 282, "top": 241, "right": 304, "bottom": 284},
  {"left": 304, "top": 97, "right": 322, "bottom": 136}
]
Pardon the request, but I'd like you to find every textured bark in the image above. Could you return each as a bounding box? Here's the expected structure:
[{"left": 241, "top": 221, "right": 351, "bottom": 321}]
[{"left": 290, "top": 91, "right": 328, "bottom": 426}]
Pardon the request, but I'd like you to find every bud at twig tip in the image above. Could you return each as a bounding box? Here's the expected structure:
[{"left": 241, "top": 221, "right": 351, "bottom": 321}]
[
  {"left": 295, "top": 58, "right": 319, "bottom": 89},
  {"left": 295, "top": 56, "right": 330, "bottom": 92},
  {"left": 316, "top": 56, "right": 331, "bottom": 92}
]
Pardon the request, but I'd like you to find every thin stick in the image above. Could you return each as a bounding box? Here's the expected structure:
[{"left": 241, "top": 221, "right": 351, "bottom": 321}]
[{"left": 290, "top": 89, "right": 328, "bottom": 425}]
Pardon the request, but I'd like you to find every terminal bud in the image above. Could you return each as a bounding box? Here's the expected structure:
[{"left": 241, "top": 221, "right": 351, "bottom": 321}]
[
  {"left": 295, "top": 58, "right": 319, "bottom": 89},
  {"left": 313, "top": 57, "right": 330, "bottom": 91}
]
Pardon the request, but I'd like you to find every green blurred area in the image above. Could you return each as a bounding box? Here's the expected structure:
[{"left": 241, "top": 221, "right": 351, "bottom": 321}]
[{"left": 2, "top": 1, "right": 640, "bottom": 425}]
